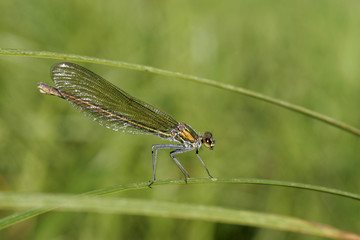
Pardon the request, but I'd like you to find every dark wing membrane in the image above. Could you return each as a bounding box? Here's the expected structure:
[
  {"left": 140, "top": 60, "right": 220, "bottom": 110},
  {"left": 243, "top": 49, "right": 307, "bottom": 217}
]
[{"left": 51, "top": 62, "right": 179, "bottom": 138}]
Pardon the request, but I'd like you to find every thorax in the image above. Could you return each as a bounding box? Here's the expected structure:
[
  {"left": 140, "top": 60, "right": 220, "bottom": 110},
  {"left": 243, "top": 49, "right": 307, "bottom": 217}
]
[{"left": 172, "top": 123, "right": 200, "bottom": 148}]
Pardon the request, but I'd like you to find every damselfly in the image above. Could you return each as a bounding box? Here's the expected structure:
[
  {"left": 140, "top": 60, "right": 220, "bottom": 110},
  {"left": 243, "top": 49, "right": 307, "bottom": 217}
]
[{"left": 38, "top": 62, "right": 215, "bottom": 186}]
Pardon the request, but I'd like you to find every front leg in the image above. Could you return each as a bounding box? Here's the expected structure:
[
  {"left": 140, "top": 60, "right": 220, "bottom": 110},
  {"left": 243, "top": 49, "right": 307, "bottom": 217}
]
[{"left": 196, "top": 148, "right": 213, "bottom": 179}]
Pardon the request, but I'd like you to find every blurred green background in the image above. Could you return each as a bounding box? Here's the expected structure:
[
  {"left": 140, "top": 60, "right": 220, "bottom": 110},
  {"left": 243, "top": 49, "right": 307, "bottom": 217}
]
[{"left": 0, "top": 0, "right": 360, "bottom": 239}]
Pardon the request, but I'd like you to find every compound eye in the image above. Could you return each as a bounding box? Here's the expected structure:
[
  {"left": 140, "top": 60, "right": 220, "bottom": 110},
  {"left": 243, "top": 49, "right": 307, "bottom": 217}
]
[{"left": 202, "top": 132, "right": 215, "bottom": 150}]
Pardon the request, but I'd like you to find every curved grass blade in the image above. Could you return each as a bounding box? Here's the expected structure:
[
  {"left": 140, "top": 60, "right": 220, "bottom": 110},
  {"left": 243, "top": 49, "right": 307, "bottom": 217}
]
[
  {"left": 0, "top": 178, "right": 359, "bottom": 231},
  {"left": 1, "top": 48, "right": 360, "bottom": 136},
  {"left": 0, "top": 192, "right": 359, "bottom": 239}
]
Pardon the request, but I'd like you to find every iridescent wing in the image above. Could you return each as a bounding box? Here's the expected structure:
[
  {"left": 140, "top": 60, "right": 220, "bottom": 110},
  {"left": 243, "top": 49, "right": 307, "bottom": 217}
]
[{"left": 51, "top": 62, "right": 179, "bottom": 139}]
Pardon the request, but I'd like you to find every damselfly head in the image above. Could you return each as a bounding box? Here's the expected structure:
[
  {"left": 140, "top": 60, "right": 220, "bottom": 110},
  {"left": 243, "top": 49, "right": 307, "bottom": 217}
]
[{"left": 201, "top": 132, "right": 215, "bottom": 150}]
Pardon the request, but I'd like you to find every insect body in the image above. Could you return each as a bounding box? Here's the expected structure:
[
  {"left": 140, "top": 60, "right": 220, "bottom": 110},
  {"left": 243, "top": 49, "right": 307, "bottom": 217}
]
[{"left": 38, "top": 62, "right": 215, "bottom": 186}]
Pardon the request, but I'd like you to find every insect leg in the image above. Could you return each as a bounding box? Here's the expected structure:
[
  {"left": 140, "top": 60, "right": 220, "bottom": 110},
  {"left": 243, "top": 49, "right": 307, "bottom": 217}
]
[
  {"left": 196, "top": 148, "right": 213, "bottom": 178},
  {"left": 170, "top": 147, "right": 195, "bottom": 183},
  {"left": 150, "top": 144, "right": 185, "bottom": 187}
]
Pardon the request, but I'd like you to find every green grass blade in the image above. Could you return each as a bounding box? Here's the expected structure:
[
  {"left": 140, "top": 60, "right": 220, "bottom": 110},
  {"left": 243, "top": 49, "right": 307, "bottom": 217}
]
[
  {"left": 0, "top": 192, "right": 359, "bottom": 240},
  {"left": 0, "top": 178, "right": 359, "bottom": 231},
  {"left": 1, "top": 48, "right": 360, "bottom": 136},
  {"left": 85, "top": 178, "right": 360, "bottom": 200}
]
